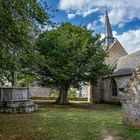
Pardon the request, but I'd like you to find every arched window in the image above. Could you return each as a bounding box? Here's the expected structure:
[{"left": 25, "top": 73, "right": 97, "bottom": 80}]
[{"left": 111, "top": 79, "right": 118, "bottom": 96}]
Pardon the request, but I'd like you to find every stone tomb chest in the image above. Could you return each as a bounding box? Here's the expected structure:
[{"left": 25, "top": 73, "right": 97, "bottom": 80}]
[{"left": 0, "top": 87, "right": 37, "bottom": 113}]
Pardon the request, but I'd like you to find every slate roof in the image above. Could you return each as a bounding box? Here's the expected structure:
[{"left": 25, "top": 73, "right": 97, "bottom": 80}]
[
  {"left": 113, "top": 68, "right": 134, "bottom": 76},
  {"left": 113, "top": 50, "right": 140, "bottom": 76}
]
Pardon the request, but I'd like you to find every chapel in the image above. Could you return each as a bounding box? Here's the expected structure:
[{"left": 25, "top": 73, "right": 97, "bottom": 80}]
[{"left": 93, "top": 11, "right": 140, "bottom": 103}]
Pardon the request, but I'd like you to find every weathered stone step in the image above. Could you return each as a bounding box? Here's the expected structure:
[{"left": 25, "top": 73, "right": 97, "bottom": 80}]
[{"left": 0, "top": 104, "right": 38, "bottom": 113}]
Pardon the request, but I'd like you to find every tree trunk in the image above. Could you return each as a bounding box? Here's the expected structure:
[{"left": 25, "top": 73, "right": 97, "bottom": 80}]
[
  {"left": 55, "top": 81, "right": 70, "bottom": 105},
  {"left": 11, "top": 71, "right": 17, "bottom": 87}
]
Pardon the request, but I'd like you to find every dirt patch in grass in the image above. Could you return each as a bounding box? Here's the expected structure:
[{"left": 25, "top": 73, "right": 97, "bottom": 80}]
[{"left": 100, "top": 127, "right": 124, "bottom": 140}]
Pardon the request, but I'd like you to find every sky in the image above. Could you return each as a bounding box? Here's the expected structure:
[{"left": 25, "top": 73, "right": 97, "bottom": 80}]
[{"left": 40, "top": 0, "right": 140, "bottom": 53}]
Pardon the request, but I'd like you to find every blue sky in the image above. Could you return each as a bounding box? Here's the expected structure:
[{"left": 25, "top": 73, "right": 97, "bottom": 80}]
[{"left": 40, "top": 0, "right": 140, "bottom": 53}]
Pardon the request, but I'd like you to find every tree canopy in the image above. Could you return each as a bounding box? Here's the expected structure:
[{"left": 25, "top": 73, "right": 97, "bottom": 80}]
[
  {"left": 0, "top": 0, "right": 50, "bottom": 86},
  {"left": 36, "top": 23, "right": 111, "bottom": 104}
]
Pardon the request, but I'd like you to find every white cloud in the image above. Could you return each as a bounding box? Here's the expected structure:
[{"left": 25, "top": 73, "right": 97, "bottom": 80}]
[
  {"left": 116, "top": 29, "right": 140, "bottom": 53},
  {"left": 87, "top": 20, "right": 103, "bottom": 32},
  {"left": 99, "top": 9, "right": 128, "bottom": 26},
  {"left": 82, "top": 8, "right": 99, "bottom": 17},
  {"left": 59, "top": 0, "right": 140, "bottom": 26},
  {"left": 101, "top": 29, "right": 140, "bottom": 53},
  {"left": 87, "top": 23, "right": 94, "bottom": 30},
  {"left": 87, "top": 21, "right": 98, "bottom": 30},
  {"left": 59, "top": 0, "right": 99, "bottom": 19},
  {"left": 67, "top": 8, "right": 99, "bottom": 19},
  {"left": 68, "top": 13, "right": 76, "bottom": 19},
  {"left": 118, "top": 23, "right": 124, "bottom": 28}
]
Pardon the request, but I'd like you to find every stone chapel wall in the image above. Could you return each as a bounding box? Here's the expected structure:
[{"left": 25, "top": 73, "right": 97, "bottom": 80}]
[{"left": 102, "top": 75, "right": 130, "bottom": 104}]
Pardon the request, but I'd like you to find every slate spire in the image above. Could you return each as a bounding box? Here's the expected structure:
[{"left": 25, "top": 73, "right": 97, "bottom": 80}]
[{"left": 104, "top": 11, "right": 114, "bottom": 47}]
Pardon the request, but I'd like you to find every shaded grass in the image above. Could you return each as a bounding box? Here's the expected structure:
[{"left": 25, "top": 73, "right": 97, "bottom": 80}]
[
  {"left": 31, "top": 96, "right": 88, "bottom": 101},
  {"left": 0, "top": 102, "right": 140, "bottom": 140}
]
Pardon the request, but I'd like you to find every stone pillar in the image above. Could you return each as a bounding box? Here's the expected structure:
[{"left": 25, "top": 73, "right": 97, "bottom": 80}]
[
  {"left": 119, "top": 66, "right": 140, "bottom": 128},
  {"left": 88, "top": 82, "right": 93, "bottom": 103}
]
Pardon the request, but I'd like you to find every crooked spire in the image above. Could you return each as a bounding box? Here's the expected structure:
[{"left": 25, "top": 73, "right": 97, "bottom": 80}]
[{"left": 104, "top": 11, "right": 114, "bottom": 47}]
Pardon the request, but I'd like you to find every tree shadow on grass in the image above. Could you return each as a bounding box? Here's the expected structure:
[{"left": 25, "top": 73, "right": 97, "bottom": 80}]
[{"left": 34, "top": 100, "right": 121, "bottom": 112}]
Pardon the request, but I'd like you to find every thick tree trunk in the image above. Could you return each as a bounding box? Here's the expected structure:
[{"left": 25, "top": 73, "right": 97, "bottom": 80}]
[{"left": 55, "top": 81, "right": 70, "bottom": 105}]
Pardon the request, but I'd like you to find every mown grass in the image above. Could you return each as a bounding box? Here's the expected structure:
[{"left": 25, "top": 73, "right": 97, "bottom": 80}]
[{"left": 0, "top": 102, "right": 140, "bottom": 140}]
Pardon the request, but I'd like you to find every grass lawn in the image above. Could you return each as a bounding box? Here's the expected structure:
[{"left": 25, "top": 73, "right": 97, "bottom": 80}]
[{"left": 0, "top": 102, "right": 140, "bottom": 140}]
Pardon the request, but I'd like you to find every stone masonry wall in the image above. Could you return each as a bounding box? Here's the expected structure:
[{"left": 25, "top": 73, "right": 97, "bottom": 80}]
[
  {"left": 105, "top": 40, "right": 127, "bottom": 67},
  {"left": 29, "top": 86, "right": 58, "bottom": 97},
  {"left": 119, "top": 66, "right": 140, "bottom": 128}
]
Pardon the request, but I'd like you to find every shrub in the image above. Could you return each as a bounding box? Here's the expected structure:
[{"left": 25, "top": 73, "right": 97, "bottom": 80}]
[
  {"left": 50, "top": 92, "right": 58, "bottom": 97},
  {"left": 68, "top": 89, "right": 77, "bottom": 98}
]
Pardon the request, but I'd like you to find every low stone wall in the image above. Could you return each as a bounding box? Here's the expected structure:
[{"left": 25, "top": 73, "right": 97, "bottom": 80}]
[
  {"left": 29, "top": 86, "right": 58, "bottom": 97},
  {"left": 119, "top": 66, "right": 140, "bottom": 128},
  {"left": 0, "top": 87, "right": 37, "bottom": 113}
]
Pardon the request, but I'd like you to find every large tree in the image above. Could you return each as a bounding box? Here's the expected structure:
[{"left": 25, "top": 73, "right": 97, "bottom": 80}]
[
  {"left": 36, "top": 23, "right": 111, "bottom": 104},
  {"left": 0, "top": 0, "right": 49, "bottom": 86}
]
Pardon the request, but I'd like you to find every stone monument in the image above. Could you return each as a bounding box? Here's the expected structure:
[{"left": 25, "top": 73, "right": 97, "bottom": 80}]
[
  {"left": 119, "top": 66, "right": 140, "bottom": 128},
  {"left": 0, "top": 87, "right": 37, "bottom": 113}
]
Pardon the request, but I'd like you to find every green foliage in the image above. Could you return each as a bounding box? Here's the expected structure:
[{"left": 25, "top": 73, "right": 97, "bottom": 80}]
[
  {"left": 68, "top": 89, "right": 77, "bottom": 98},
  {"left": 36, "top": 22, "right": 111, "bottom": 88},
  {"left": 17, "top": 72, "right": 37, "bottom": 87},
  {"left": 0, "top": 0, "right": 50, "bottom": 85},
  {"left": 50, "top": 93, "right": 58, "bottom": 97},
  {"left": 0, "top": 0, "right": 48, "bottom": 50}
]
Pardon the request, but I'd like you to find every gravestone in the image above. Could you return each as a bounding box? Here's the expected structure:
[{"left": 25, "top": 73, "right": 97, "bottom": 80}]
[
  {"left": 0, "top": 87, "right": 37, "bottom": 113},
  {"left": 119, "top": 66, "right": 140, "bottom": 128}
]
